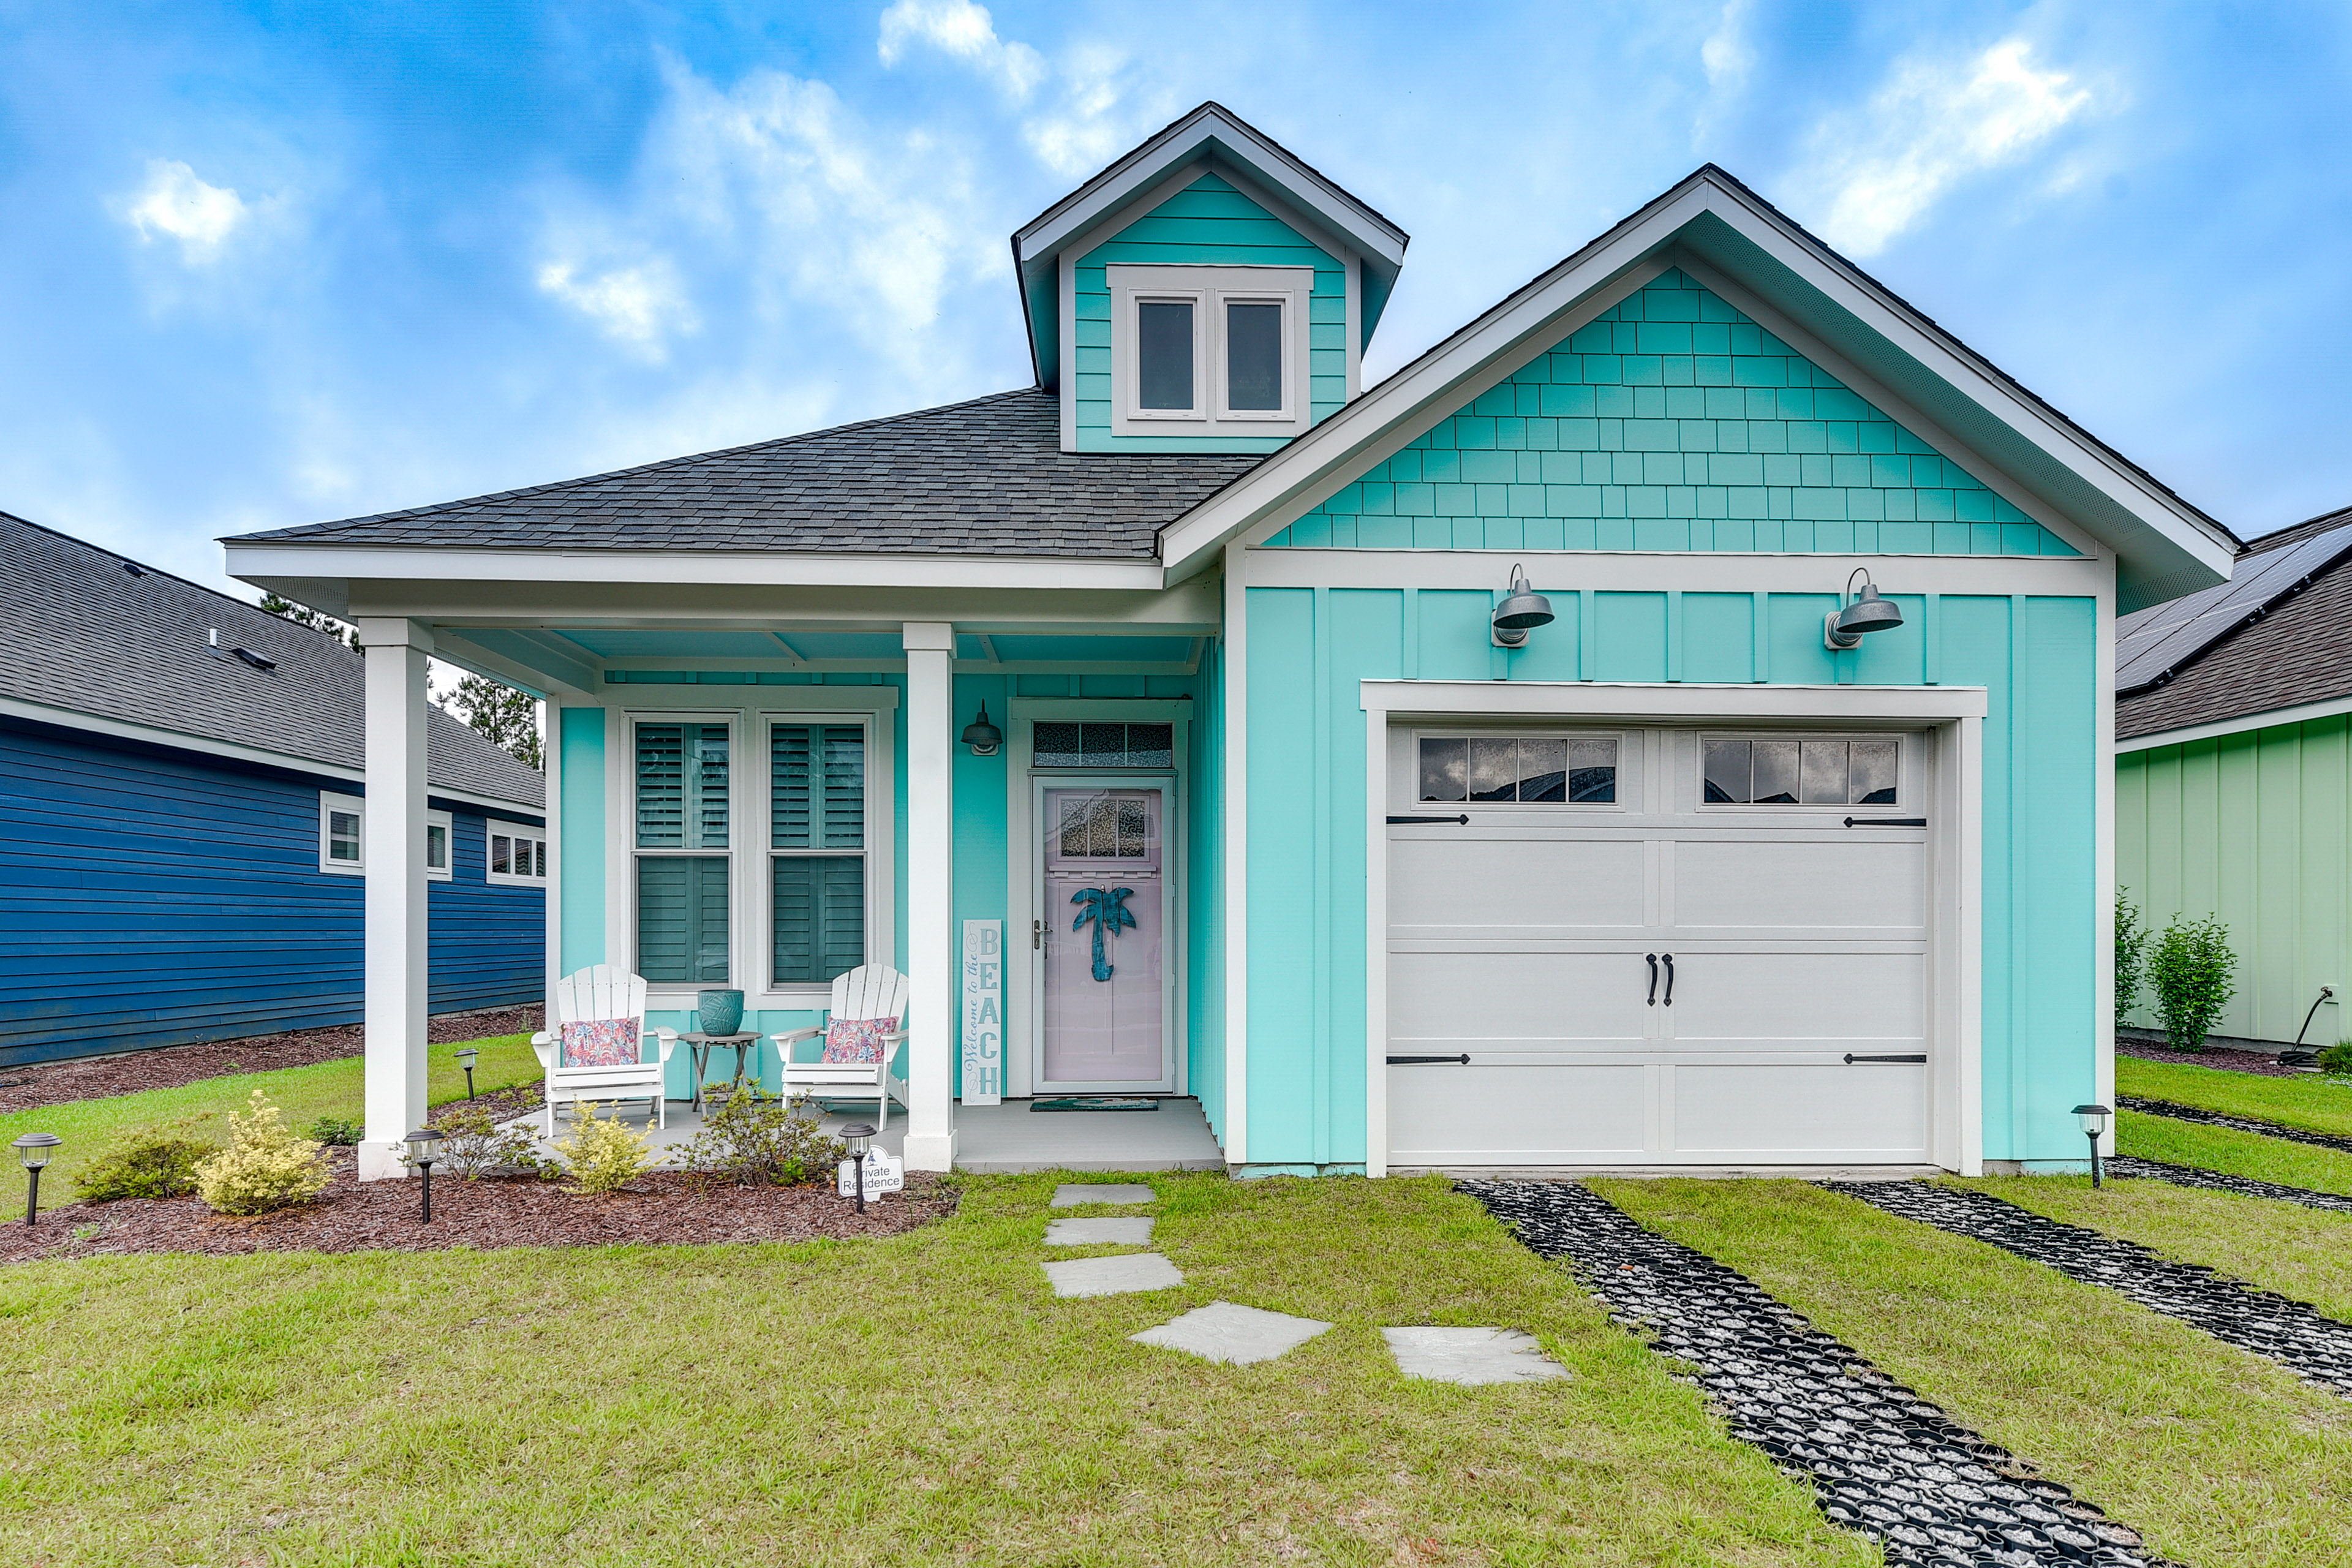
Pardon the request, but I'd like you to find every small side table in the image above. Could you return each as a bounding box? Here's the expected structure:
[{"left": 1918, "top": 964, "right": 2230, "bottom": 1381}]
[{"left": 681, "top": 1032, "right": 762, "bottom": 1112}]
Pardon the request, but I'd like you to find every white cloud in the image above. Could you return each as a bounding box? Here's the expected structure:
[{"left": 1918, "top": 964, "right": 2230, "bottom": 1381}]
[
  {"left": 1700, "top": 0, "right": 1754, "bottom": 89},
  {"left": 536, "top": 256, "right": 697, "bottom": 359},
  {"left": 122, "top": 159, "right": 248, "bottom": 262},
  {"left": 1793, "top": 37, "right": 2094, "bottom": 257},
  {"left": 1022, "top": 43, "right": 1148, "bottom": 178},
  {"left": 878, "top": 0, "right": 1044, "bottom": 101}
]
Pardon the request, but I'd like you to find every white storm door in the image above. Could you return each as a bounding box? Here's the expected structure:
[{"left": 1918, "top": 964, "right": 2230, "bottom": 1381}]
[{"left": 1038, "top": 783, "right": 1173, "bottom": 1091}]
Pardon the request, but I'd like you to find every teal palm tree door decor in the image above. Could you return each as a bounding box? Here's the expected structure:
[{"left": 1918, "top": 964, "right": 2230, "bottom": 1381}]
[{"left": 1070, "top": 886, "right": 1137, "bottom": 981}]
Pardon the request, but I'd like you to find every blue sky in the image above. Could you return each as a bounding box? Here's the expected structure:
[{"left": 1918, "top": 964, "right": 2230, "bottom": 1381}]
[{"left": 3, "top": 1, "right": 2347, "bottom": 594}]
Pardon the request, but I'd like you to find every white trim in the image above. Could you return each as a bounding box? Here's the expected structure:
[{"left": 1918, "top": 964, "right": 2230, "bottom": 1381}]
[
  {"left": 1222, "top": 542, "right": 1249, "bottom": 1163},
  {"left": 425, "top": 808, "right": 454, "bottom": 881},
  {"left": 1059, "top": 249, "right": 1079, "bottom": 450},
  {"left": 2092, "top": 559, "right": 2117, "bottom": 1155},
  {"left": 229, "top": 544, "right": 1167, "bottom": 594},
  {"left": 1359, "top": 679, "right": 1986, "bottom": 1178},
  {"left": 1108, "top": 265, "right": 1313, "bottom": 439},
  {"left": 320, "top": 790, "right": 366, "bottom": 875},
  {"left": 753, "top": 707, "right": 895, "bottom": 1011},
  {"left": 902, "top": 622, "right": 957, "bottom": 1170},
  {"left": 1344, "top": 250, "right": 1362, "bottom": 401},
  {"left": 2114, "top": 692, "right": 2352, "bottom": 754},
  {"left": 0, "top": 695, "right": 541, "bottom": 816},
  {"left": 620, "top": 709, "right": 742, "bottom": 997}
]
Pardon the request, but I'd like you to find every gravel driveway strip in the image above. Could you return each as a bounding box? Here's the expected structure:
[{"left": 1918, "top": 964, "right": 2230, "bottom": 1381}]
[
  {"left": 1833, "top": 1180, "right": 2352, "bottom": 1399},
  {"left": 1465, "top": 1180, "right": 2166, "bottom": 1568}
]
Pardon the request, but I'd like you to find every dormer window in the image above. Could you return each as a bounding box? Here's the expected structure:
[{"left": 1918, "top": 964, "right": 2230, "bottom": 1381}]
[{"left": 1110, "top": 265, "right": 1311, "bottom": 438}]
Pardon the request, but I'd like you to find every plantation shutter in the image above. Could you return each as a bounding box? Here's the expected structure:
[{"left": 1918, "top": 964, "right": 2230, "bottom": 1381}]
[
  {"left": 637, "top": 856, "right": 729, "bottom": 982},
  {"left": 638, "top": 723, "right": 729, "bottom": 848},
  {"left": 772, "top": 856, "right": 865, "bottom": 984},
  {"left": 771, "top": 722, "right": 867, "bottom": 985}
]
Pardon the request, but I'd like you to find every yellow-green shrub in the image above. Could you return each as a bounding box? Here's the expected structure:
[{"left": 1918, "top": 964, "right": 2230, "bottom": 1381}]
[
  {"left": 552, "top": 1101, "right": 652, "bottom": 1194},
  {"left": 192, "top": 1090, "right": 331, "bottom": 1215}
]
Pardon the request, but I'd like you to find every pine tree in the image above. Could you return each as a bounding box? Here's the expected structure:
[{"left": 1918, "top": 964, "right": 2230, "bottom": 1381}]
[
  {"left": 258, "top": 593, "right": 358, "bottom": 649},
  {"left": 450, "top": 673, "right": 544, "bottom": 771}
]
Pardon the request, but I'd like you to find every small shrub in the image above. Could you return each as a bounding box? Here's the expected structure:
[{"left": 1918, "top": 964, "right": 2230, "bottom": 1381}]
[
  {"left": 682, "top": 1084, "right": 846, "bottom": 1187},
  {"left": 424, "top": 1106, "right": 544, "bottom": 1179},
  {"left": 2319, "top": 1041, "right": 2352, "bottom": 1076},
  {"left": 2114, "top": 887, "right": 2150, "bottom": 1025},
  {"left": 307, "top": 1115, "right": 362, "bottom": 1147},
  {"left": 552, "top": 1101, "right": 651, "bottom": 1194},
  {"left": 193, "top": 1090, "right": 333, "bottom": 1215},
  {"left": 2149, "top": 913, "right": 2238, "bottom": 1054},
  {"left": 75, "top": 1131, "right": 216, "bottom": 1202}
]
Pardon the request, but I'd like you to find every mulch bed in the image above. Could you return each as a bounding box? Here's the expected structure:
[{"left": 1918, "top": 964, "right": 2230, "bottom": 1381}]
[
  {"left": 0, "top": 1004, "right": 545, "bottom": 1114},
  {"left": 0, "top": 1148, "right": 955, "bottom": 1264},
  {"left": 2116, "top": 1036, "right": 2312, "bottom": 1079}
]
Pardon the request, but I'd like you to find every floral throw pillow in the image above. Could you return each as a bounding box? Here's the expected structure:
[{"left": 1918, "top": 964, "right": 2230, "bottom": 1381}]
[
  {"left": 820, "top": 1016, "right": 898, "bottom": 1066},
  {"left": 560, "top": 1017, "right": 641, "bottom": 1068}
]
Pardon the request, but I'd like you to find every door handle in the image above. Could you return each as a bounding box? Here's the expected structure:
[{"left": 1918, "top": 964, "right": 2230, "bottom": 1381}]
[
  {"left": 1646, "top": 953, "right": 1658, "bottom": 1006},
  {"left": 1662, "top": 952, "right": 1674, "bottom": 1007},
  {"left": 1033, "top": 918, "right": 1042, "bottom": 951}
]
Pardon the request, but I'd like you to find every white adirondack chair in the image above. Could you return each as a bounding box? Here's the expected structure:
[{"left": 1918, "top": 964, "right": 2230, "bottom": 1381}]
[
  {"left": 771, "top": 965, "right": 910, "bottom": 1131},
  {"left": 530, "top": 965, "right": 680, "bottom": 1136}
]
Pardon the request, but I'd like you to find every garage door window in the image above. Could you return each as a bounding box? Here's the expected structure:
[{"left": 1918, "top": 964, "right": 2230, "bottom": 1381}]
[
  {"left": 1703, "top": 738, "right": 1898, "bottom": 806},
  {"left": 1419, "top": 737, "right": 1617, "bottom": 804}
]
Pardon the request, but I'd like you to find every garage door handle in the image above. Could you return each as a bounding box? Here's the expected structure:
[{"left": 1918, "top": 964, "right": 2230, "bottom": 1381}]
[
  {"left": 1843, "top": 1053, "right": 1928, "bottom": 1064},
  {"left": 1843, "top": 817, "right": 1928, "bottom": 827},
  {"left": 1387, "top": 1054, "right": 1471, "bottom": 1065},
  {"left": 1661, "top": 952, "right": 1673, "bottom": 1006},
  {"left": 1387, "top": 814, "right": 1469, "bottom": 825},
  {"left": 1646, "top": 953, "right": 1658, "bottom": 1006}
]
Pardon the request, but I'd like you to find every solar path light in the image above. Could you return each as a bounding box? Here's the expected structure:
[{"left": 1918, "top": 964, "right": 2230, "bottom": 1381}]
[
  {"left": 2073, "top": 1104, "right": 2111, "bottom": 1188},
  {"left": 840, "top": 1122, "right": 877, "bottom": 1215},
  {"left": 13, "top": 1132, "right": 61, "bottom": 1225},
  {"left": 404, "top": 1127, "right": 445, "bottom": 1222},
  {"left": 454, "top": 1046, "right": 480, "bottom": 1101}
]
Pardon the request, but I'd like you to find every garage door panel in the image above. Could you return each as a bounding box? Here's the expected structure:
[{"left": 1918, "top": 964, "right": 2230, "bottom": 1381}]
[
  {"left": 1668, "top": 952, "right": 1924, "bottom": 1042},
  {"left": 1673, "top": 840, "right": 1926, "bottom": 932},
  {"left": 1392, "top": 837, "right": 1644, "bottom": 930},
  {"left": 1388, "top": 951, "right": 1650, "bottom": 1042},
  {"left": 1388, "top": 1064, "right": 1647, "bottom": 1164},
  {"left": 1672, "top": 1064, "right": 1928, "bottom": 1156}
]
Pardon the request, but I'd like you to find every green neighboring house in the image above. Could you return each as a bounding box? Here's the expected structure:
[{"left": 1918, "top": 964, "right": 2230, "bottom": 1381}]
[{"left": 2117, "top": 505, "right": 2352, "bottom": 1053}]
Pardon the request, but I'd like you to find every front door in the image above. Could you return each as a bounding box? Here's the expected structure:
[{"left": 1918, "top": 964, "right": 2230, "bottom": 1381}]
[{"left": 1039, "top": 786, "right": 1170, "bottom": 1090}]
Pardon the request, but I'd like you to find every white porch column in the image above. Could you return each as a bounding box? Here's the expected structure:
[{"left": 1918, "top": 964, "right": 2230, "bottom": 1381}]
[
  {"left": 355, "top": 618, "right": 433, "bottom": 1180},
  {"left": 902, "top": 622, "right": 957, "bottom": 1172}
]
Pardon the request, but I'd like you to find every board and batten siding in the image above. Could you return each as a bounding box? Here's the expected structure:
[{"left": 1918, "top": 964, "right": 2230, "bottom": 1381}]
[
  {"left": 1240, "top": 585, "right": 2099, "bottom": 1173},
  {"left": 2117, "top": 714, "right": 2352, "bottom": 1049},
  {"left": 0, "top": 717, "right": 545, "bottom": 1067},
  {"left": 1074, "top": 172, "right": 1348, "bottom": 454}
]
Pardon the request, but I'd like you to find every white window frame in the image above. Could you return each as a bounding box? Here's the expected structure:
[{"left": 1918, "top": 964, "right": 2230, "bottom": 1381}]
[
  {"left": 1109, "top": 264, "right": 1313, "bottom": 439},
  {"left": 320, "top": 791, "right": 366, "bottom": 875},
  {"left": 624, "top": 711, "right": 738, "bottom": 991},
  {"left": 762, "top": 711, "right": 882, "bottom": 998},
  {"left": 1408, "top": 728, "right": 1630, "bottom": 812},
  {"left": 425, "top": 809, "right": 454, "bottom": 881},
  {"left": 486, "top": 820, "right": 548, "bottom": 885}
]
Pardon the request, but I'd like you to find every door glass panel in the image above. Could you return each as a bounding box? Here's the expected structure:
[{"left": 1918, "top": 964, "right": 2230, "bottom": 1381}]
[
  {"left": 1419, "top": 738, "right": 1467, "bottom": 801},
  {"left": 1137, "top": 301, "right": 1194, "bottom": 410},
  {"left": 1849, "top": 739, "right": 1899, "bottom": 805},
  {"left": 1082, "top": 723, "right": 1127, "bottom": 766},
  {"left": 1518, "top": 739, "right": 1568, "bottom": 802},
  {"left": 1752, "top": 740, "right": 1800, "bottom": 804},
  {"left": 1800, "top": 741, "right": 1849, "bottom": 804},
  {"left": 1703, "top": 740, "right": 1751, "bottom": 803},
  {"left": 1126, "top": 723, "right": 1174, "bottom": 768},
  {"left": 1468, "top": 739, "right": 1519, "bottom": 802},
  {"left": 1225, "top": 301, "right": 1283, "bottom": 410},
  {"left": 1035, "top": 722, "right": 1081, "bottom": 767},
  {"left": 1568, "top": 739, "right": 1618, "bottom": 803}
]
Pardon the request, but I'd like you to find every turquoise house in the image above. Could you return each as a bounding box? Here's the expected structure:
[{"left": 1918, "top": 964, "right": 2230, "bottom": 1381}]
[{"left": 224, "top": 104, "right": 2233, "bottom": 1180}]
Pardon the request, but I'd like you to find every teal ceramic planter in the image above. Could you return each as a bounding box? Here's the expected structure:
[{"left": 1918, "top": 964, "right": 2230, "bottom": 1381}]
[{"left": 695, "top": 989, "right": 745, "bottom": 1037}]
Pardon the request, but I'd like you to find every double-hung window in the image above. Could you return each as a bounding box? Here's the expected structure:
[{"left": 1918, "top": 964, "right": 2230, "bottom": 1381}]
[
  {"left": 770, "top": 720, "right": 867, "bottom": 986},
  {"left": 635, "top": 722, "right": 731, "bottom": 983},
  {"left": 1109, "top": 265, "right": 1312, "bottom": 438}
]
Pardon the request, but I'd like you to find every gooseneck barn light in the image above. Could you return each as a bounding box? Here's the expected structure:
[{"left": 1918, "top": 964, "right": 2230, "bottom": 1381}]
[
  {"left": 13, "top": 1132, "right": 61, "bottom": 1226},
  {"left": 960, "top": 701, "right": 1003, "bottom": 756},
  {"left": 2073, "top": 1103, "right": 2111, "bottom": 1188},
  {"left": 1490, "top": 564, "right": 1556, "bottom": 649},
  {"left": 1824, "top": 567, "right": 1905, "bottom": 650}
]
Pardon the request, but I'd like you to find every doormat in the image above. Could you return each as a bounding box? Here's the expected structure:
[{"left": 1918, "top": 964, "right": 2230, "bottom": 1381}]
[{"left": 1032, "top": 1096, "right": 1161, "bottom": 1112}]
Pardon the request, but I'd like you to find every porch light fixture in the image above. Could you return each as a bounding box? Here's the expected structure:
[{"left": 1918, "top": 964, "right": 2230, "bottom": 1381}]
[
  {"left": 840, "top": 1122, "right": 876, "bottom": 1214},
  {"left": 454, "top": 1046, "right": 480, "bottom": 1101},
  {"left": 13, "top": 1132, "right": 60, "bottom": 1226},
  {"left": 404, "top": 1128, "right": 445, "bottom": 1222},
  {"left": 1824, "top": 567, "right": 1905, "bottom": 650},
  {"left": 2073, "top": 1103, "right": 2111, "bottom": 1188},
  {"left": 960, "top": 701, "right": 1003, "bottom": 756},
  {"left": 1490, "top": 564, "right": 1556, "bottom": 648}
]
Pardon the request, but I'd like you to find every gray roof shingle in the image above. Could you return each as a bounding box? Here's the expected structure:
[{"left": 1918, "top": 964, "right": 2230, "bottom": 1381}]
[
  {"left": 1, "top": 513, "right": 543, "bottom": 808},
  {"left": 230, "top": 390, "right": 1263, "bottom": 557}
]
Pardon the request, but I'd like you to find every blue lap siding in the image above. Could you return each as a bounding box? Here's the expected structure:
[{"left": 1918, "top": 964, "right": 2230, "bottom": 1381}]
[{"left": 0, "top": 715, "right": 543, "bottom": 1066}]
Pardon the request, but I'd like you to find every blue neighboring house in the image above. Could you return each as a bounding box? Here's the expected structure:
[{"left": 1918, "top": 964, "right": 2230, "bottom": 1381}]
[{"left": 1, "top": 511, "right": 546, "bottom": 1068}]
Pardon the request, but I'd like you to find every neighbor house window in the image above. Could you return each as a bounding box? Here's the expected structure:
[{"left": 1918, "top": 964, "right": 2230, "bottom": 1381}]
[
  {"left": 1419, "top": 737, "right": 1619, "bottom": 804},
  {"left": 1703, "top": 738, "right": 1899, "bottom": 807},
  {"left": 425, "top": 809, "right": 454, "bottom": 881},
  {"left": 488, "top": 823, "right": 548, "bottom": 885},
  {"left": 320, "top": 791, "right": 365, "bottom": 874},
  {"left": 1109, "top": 265, "right": 1311, "bottom": 437},
  {"left": 635, "top": 722, "right": 731, "bottom": 984},
  {"left": 770, "top": 721, "right": 867, "bottom": 986}
]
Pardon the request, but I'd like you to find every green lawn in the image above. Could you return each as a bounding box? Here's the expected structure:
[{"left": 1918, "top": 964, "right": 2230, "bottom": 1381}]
[
  {"left": 1598, "top": 1178, "right": 2352, "bottom": 1568},
  {"left": 0, "top": 1033, "right": 543, "bottom": 1198},
  {"left": 2120, "top": 1107, "right": 2352, "bottom": 1197},
  {"left": 1967, "top": 1173, "right": 2352, "bottom": 1324},
  {"left": 2118, "top": 1054, "right": 2352, "bottom": 1137},
  {"left": 0, "top": 1174, "right": 1873, "bottom": 1567}
]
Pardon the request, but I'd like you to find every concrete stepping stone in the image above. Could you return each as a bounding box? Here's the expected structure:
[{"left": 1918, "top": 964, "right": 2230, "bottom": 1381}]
[
  {"left": 1131, "top": 1300, "right": 1333, "bottom": 1365},
  {"left": 1045, "top": 1216, "right": 1155, "bottom": 1246},
  {"left": 1050, "top": 1183, "right": 1156, "bottom": 1208},
  {"left": 1042, "top": 1252, "right": 1184, "bottom": 1298},
  {"left": 1382, "top": 1326, "right": 1570, "bottom": 1385}
]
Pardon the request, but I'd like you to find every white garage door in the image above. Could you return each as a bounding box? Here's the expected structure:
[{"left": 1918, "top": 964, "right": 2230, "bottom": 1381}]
[{"left": 1386, "top": 726, "right": 1932, "bottom": 1167}]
